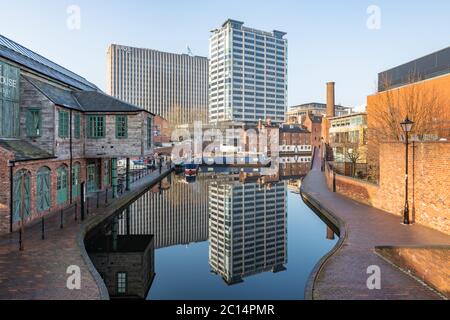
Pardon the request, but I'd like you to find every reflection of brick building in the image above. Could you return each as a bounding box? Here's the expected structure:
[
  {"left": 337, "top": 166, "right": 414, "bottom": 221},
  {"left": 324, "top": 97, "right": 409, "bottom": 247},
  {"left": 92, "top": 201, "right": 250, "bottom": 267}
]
[
  {"left": 86, "top": 214, "right": 155, "bottom": 299},
  {"left": 153, "top": 116, "right": 171, "bottom": 146}
]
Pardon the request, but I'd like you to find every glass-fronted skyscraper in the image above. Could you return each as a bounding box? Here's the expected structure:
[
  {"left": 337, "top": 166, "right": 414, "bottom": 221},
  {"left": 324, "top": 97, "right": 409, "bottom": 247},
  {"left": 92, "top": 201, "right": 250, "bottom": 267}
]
[{"left": 209, "top": 19, "right": 288, "bottom": 124}]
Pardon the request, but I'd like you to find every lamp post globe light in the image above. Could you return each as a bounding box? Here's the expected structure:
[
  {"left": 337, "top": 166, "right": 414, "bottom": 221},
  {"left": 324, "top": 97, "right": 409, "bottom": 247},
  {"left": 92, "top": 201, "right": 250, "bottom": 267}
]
[{"left": 400, "top": 117, "right": 414, "bottom": 225}]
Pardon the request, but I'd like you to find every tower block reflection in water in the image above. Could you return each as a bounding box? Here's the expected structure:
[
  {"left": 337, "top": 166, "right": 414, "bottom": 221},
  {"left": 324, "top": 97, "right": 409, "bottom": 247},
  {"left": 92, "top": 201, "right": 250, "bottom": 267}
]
[
  {"left": 118, "top": 175, "right": 209, "bottom": 248},
  {"left": 209, "top": 179, "right": 288, "bottom": 285}
]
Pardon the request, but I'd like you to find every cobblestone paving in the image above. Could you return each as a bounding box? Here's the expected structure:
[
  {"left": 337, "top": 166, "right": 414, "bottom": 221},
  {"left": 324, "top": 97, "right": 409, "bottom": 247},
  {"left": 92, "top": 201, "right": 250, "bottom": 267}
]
[
  {"left": 302, "top": 152, "right": 450, "bottom": 300},
  {"left": 0, "top": 167, "right": 171, "bottom": 300}
]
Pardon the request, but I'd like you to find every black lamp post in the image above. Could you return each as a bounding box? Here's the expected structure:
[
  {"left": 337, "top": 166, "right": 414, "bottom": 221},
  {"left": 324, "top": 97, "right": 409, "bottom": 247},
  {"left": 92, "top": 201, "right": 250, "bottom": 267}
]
[{"left": 400, "top": 117, "right": 414, "bottom": 225}]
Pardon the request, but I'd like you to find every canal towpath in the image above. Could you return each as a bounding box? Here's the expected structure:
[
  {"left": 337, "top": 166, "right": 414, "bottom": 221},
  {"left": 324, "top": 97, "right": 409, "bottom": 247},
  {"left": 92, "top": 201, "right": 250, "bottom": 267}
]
[
  {"left": 0, "top": 166, "right": 172, "bottom": 300},
  {"left": 301, "top": 150, "right": 450, "bottom": 300}
]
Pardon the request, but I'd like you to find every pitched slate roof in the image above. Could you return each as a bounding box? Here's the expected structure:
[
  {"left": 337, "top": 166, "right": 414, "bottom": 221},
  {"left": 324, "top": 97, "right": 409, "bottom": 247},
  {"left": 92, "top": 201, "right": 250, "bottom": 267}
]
[
  {"left": 25, "top": 76, "right": 83, "bottom": 111},
  {"left": 0, "top": 139, "right": 54, "bottom": 162},
  {"left": 0, "top": 34, "right": 98, "bottom": 91},
  {"left": 280, "top": 124, "right": 310, "bottom": 133},
  {"left": 73, "top": 91, "right": 149, "bottom": 113},
  {"left": 25, "top": 76, "right": 154, "bottom": 115},
  {"left": 308, "top": 113, "right": 323, "bottom": 124},
  {"left": 1, "top": 34, "right": 154, "bottom": 115}
]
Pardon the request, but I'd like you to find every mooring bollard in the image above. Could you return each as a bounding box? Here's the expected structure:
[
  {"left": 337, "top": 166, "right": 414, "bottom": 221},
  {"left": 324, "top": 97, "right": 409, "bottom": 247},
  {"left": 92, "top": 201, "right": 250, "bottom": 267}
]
[
  {"left": 60, "top": 209, "right": 64, "bottom": 229},
  {"left": 19, "top": 228, "right": 23, "bottom": 251},
  {"left": 41, "top": 216, "right": 45, "bottom": 240},
  {"left": 86, "top": 198, "right": 89, "bottom": 216},
  {"left": 333, "top": 171, "right": 337, "bottom": 193}
]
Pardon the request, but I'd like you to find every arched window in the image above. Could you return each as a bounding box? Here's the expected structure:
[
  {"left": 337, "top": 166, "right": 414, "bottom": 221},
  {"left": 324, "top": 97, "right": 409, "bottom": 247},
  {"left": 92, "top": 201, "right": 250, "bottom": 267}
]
[
  {"left": 37, "top": 167, "right": 51, "bottom": 212},
  {"left": 13, "top": 170, "right": 31, "bottom": 222},
  {"left": 57, "top": 165, "right": 68, "bottom": 204},
  {"left": 72, "top": 162, "right": 81, "bottom": 198}
]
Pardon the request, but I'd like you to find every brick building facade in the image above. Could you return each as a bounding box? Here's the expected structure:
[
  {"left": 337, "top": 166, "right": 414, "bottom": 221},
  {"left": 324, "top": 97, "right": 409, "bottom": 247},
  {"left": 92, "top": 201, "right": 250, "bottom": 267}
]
[
  {"left": 325, "top": 142, "right": 450, "bottom": 235},
  {"left": 303, "top": 113, "right": 322, "bottom": 149},
  {"left": 367, "top": 48, "right": 450, "bottom": 181},
  {"left": 0, "top": 35, "right": 155, "bottom": 235},
  {"left": 279, "top": 124, "right": 312, "bottom": 154}
]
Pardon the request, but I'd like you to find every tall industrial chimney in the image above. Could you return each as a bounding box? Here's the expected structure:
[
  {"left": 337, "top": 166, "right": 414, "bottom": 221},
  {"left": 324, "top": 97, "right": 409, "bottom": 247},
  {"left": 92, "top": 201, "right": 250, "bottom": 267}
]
[{"left": 326, "top": 82, "right": 335, "bottom": 118}]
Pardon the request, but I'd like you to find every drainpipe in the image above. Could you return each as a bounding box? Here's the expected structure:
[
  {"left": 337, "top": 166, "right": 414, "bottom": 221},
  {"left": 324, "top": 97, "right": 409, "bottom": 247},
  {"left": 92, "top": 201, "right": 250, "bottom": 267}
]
[
  {"left": 69, "top": 110, "right": 73, "bottom": 204},
  {"left": 126, "top": 158, "right": 130, "bottom": 191},
  {"left": 8, "top": 161, "right": 15, "bottom": 233}
]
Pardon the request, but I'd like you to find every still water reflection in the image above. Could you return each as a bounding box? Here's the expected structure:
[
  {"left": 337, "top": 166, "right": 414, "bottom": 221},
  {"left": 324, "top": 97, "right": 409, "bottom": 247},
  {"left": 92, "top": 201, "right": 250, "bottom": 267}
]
[{"left": 86, "top": 161, "right": 338, "bottom": 300}]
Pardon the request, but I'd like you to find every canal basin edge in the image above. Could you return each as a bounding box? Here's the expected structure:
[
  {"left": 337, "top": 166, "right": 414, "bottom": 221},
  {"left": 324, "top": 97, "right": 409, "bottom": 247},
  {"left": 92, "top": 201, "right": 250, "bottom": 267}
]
[
  {"left": 75, "top": 168, "right": 174, "bottom": 300},
  {"left": 300, "top": 186, "right": 348, "bottom": 301}
]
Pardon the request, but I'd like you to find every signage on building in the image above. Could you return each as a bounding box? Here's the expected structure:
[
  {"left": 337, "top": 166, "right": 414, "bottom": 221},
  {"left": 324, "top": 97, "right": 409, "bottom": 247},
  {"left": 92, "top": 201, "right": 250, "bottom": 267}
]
[
  {"left": 0, "top": 60, "right": 20, "bottom": 137},
  {"left": 0, "top": 60, "right": 20, "bottom": 102}
]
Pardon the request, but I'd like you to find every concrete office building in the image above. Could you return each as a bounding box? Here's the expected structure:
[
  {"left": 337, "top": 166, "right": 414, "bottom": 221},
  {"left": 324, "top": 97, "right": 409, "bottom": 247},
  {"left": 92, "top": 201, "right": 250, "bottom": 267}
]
[
  {"left": 107, "top": 44, "right": 209, "bottom": 124},
  {"left": 209, "top": 19, "right": 288, "bottom": 125}
]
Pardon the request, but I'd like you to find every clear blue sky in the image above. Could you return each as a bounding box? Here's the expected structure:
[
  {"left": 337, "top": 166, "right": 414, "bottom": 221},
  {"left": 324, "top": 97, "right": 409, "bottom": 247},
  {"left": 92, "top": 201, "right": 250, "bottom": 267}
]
[{"left": 1, "top": 0, "right": 449, "bottom": 109}]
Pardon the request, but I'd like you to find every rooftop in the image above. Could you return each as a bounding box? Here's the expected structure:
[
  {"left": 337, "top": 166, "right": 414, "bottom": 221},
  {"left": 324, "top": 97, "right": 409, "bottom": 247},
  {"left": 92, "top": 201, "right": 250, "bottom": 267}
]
[
  {"left": 0, "top": 139, "right": 55, "bottom": 162},
  {"left": 289, "top": 103, "right": 352, "bottom": 111},
  {"left": 330, "top": 112, "right": 367, "bottom": 121},
  {"left": 1, "top": 34, "right": 153, "bottom": 116},
  {"left": 280, "top": 124, "right": 310, "bottom": 133},
  {"left": 308, "top": 113, "right": 323, "bottom": 124},
  {"left": 26, "top": 76, "right": 153, "bottom": 115},
  {"left": 0, "top": 34, "right": 98, "bottom": 91},
  {"left": 108, "top": 44, "right": 208, "bottom": 60},
  {"left": 378, "top": 46, "right": 450, "bottom": 92},
  {"left": 216, "top": 19, "right": 287, "bottom": 39}
]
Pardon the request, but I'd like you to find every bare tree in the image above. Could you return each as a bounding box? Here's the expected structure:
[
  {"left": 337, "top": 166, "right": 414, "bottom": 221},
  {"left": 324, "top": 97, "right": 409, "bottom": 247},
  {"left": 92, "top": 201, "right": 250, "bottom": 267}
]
[
  {"left": 371, "top": 72, "right": 443, "bottom": 142},
  {"left": 368, "top": 72, "right": 446, "bottom": 181},
  {"left": 344, "top": 142, "right": 362, "bottom": 177}
]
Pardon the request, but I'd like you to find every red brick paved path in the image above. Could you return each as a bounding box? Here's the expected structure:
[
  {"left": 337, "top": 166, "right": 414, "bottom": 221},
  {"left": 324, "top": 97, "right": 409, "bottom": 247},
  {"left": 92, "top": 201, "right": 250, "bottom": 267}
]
[
  {"left": 0, "top": 167, "right": 172, "bottom": 300},
  {"left": 301, "top": 150, "right": 450, "bottom": 300}
]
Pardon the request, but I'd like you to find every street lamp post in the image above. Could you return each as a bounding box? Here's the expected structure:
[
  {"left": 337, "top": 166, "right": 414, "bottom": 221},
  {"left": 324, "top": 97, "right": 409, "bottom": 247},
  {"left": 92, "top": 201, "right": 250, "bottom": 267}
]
[
  {"left": 348, "top": 148, "right": 354, "bottom": 177},
  {"left": 400, "top": 117, "right": 414, "bottom": 225}
]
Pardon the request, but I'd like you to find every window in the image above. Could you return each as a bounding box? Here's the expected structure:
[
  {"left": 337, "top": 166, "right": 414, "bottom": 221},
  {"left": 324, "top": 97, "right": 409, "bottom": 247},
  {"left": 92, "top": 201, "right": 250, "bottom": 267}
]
[
  {"left": 147, "top": 117, "right": 153, "bottom": 148},
  {"left": 116, "top": 272, "right": 127, "bottom": 295},
  {"left": 26, "top": 108, "right": 41, "bottom": 137},
  {"left": 87, "top": 115, "right": 105, "bottom": 138},
  {"left": 74, "top": 114, "right": 81, "bottom": 139},
  {"left": 58, "top": 110, "right": 69, "bottom": 138},
  {"left": 115, "top": 115, "right": 128, "bottom": 139},
  {"left": 37, "top": 167, "right": 51, "bottom": 212},
  {"left": 103, "top": 160, "right": 110, "bottom": 186},
  {"left": 87, "top": 164, "right": 98, "bottom": 192},
  {"left": 72, "top": 163, "right": 81, "bottom": 198},
  {"left": 56, "top": 166, "right": 68, "bottom": 204}
]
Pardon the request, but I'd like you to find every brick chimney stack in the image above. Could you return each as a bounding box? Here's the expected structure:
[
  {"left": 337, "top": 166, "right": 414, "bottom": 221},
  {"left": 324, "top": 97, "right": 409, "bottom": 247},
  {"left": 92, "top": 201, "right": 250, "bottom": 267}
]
[{"left": 326, "top": 82, "right": 335, "bottom": 118}]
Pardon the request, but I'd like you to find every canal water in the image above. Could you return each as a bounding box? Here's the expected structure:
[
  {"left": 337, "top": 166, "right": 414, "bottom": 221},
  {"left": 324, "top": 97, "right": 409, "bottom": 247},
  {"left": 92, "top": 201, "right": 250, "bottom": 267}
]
[{"left": 85, "top": 169, "right": 338, "bottom": 300}]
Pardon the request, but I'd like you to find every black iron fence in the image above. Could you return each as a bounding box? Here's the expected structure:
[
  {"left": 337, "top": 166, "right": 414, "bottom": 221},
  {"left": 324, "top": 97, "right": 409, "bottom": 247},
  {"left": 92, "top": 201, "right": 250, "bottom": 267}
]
[{"left": 332, "top": 162, "right": 369, "bottom": 180}]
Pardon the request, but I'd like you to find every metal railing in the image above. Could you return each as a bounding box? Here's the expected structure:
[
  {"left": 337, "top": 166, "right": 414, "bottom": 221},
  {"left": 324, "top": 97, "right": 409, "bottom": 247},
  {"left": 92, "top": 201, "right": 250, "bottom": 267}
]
[{"left": 15, "top": 165, "right": 173, "bottom": 251}]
